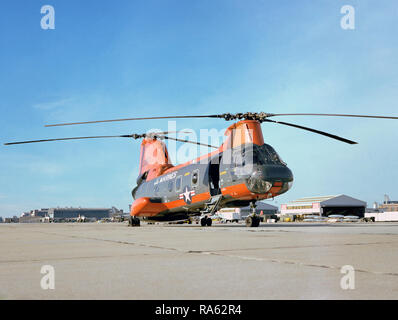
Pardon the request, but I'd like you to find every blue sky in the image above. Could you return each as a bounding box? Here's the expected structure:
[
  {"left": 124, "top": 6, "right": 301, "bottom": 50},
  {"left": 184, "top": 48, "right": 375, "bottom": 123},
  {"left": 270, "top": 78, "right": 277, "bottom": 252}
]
[{"left": 0, "top": 0, "right": 397, "bottom": 217}]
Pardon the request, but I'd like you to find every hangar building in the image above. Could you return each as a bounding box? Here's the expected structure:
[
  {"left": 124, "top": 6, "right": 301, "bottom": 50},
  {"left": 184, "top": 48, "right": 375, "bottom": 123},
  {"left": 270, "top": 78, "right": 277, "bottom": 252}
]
[
  {"left": 48, "top": 207, "right": 113, "bottom": 221},
  {"left": 280, "top": 195, "right": 366, "bottom": 218}
]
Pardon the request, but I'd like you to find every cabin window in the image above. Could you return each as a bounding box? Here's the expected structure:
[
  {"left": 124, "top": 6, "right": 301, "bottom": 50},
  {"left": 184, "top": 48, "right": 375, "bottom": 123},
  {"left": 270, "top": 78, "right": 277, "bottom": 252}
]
[
  {"left": 168, "top": 180, "right": 173, "bottom": 192},
  {"left": 175, "top": 175, "right": 182, "bottom": 192},
  {"left": 192, "top": 169, "right": 199, "bottom": 186}
]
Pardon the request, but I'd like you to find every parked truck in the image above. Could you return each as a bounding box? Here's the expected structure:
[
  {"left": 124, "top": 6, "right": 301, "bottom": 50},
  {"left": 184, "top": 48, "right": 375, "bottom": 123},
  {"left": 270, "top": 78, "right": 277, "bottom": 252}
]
[{"left": 217, "top": 208, "right": 241, "bottom": 223}]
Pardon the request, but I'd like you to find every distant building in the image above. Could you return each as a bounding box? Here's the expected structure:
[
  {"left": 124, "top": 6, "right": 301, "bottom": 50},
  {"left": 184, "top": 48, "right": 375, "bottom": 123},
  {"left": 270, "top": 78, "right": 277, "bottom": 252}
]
[
  {"left": 48, "top": 207, "right": 112, "bottom": 221},
  {"left": 20, "top": 208, "right": 50, "bottom": 223},
  {"left": 4, "top": 216, "right": 19, "bottom": 223},
  {"left": 19, "top": 216, "right": 44, "bottom": 223},
  {"left": 0, "top": 217, "right": 3, "bottom": 223},
  {"left": 365, "top": 196, "right": 398, "bottom": 221},
  {"left": 19, "top": 206, "right": 124, "bottom": 223},
  {"left": 379, "top": 201, "right": 398, "bottom": 212},
  {"left": 280, "top": 195, "right": 366, "bottom": 218},
  {"left": 365, "top": 211, "right": 398, "bottom": 222}
]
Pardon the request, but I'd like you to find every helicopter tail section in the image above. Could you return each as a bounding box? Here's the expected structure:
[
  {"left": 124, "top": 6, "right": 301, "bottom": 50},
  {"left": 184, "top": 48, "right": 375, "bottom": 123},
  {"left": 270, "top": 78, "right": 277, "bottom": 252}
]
[{"left": 139, "top": 138, "right": 173, "bottom": 180}]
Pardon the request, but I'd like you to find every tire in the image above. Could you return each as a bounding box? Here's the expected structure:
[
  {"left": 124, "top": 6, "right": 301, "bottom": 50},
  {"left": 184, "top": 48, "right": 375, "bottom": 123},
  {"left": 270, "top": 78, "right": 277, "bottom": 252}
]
[
  {"left": 134, "top": 217, "right": 141, "bottom": 226},
  {"left": 246, "top": 216, "right": 260, "bottom": 227},
  {"left": 200, "top": 217, "right": 207, "bottom": 226},
  {"left": 129, "top": 216, "right": 140, "bottom": 227},
  {"left": 206, "top": 217, "right": 212, "bottom": 226},
  {"left": 253, "top": 216, "right": 260, "bottom": 227}
]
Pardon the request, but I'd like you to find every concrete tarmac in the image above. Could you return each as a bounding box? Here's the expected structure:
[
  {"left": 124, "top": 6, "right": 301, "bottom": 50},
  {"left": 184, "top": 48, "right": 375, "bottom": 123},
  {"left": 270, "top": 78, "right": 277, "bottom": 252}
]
[{"left": 0, "top": 222, "right": 397, "bottom": 299}]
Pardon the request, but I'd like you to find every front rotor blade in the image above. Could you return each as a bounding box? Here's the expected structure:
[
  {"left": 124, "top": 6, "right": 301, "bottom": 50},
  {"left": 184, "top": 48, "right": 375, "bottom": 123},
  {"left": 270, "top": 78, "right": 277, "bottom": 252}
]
[
  {"left": 264, "top": 119, "right": 358, "bottom": 144},
  {"left": 162, "top": 136, "right": 218, "bottom": 149},
  {"left": 268, "top": 113, "right": 398, "bottom": 120},
  {"left": 4, "top": 135, "right": 134, "bottom": 146},
  {"left": 45, "top": 115, "right": 220, "bottom": 127}
]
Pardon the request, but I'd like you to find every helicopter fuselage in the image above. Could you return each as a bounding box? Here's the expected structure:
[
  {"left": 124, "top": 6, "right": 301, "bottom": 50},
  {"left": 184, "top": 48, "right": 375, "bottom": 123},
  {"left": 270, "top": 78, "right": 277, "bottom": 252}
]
[{"left": 130, "top": 121, "right": 293, "bottom": 221}]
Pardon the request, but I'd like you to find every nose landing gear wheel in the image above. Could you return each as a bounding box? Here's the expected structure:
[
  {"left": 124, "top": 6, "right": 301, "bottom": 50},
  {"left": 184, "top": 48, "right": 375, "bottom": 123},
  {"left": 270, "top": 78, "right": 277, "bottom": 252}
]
[
  {"left": 200, "top": 216, "right": 212, "bottom": 227},
  {"left": 129, "top": 216, "right": 141, "bottom": 227},
  {"left": 246, "top": 215, "right": 260, "bottom": 227}
]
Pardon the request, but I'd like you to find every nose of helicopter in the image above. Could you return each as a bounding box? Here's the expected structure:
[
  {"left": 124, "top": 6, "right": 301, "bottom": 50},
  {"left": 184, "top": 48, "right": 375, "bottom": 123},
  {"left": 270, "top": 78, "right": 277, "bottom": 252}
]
[
  {"left": 245, "top": 164, "right": 293, "bottom": 194},
  {"left": 262, "top": 164, "right": 294, "bottom": 182}
]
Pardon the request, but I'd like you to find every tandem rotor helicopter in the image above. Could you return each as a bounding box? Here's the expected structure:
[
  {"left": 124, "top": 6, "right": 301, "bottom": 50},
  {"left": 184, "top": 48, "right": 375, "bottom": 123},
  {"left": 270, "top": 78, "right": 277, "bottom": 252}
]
[{"left": 5, "top": 112, "right": 398, "bottom": 227}]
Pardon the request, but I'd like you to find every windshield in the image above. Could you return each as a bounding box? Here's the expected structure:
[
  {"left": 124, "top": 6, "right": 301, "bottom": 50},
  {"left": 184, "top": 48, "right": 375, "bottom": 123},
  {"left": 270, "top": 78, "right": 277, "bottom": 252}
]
[
  {"left": 232, "top": 144, "right": 286, "bottom": 167},
  {"left": 255, "top": 144, "right": 286, "bottom": 165}
]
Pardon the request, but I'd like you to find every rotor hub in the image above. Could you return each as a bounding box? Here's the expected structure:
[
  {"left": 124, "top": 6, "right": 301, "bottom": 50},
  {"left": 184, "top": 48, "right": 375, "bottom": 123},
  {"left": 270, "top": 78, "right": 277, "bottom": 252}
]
[{"left": 218, "top": 112, "right": 275, "bottom": 122}]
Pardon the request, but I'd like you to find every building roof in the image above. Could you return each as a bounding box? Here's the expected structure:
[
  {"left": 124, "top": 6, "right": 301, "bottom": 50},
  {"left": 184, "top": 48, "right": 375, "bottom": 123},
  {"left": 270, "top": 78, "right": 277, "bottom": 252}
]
[
  {"left": 242, "top": 202, "right": 278, "bottom": 211},
  {"left": 321, "top": 195, "right": 366, "bottom": 207},
  {"left": 286, "top": 195, "right": 366, "bottom": 208}
]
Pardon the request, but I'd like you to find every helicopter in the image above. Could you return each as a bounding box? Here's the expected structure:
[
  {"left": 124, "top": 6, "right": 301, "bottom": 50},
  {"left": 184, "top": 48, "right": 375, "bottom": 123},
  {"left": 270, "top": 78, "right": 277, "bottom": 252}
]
[{"left": 4, "top": 112, "right": 398, "bottom": 227}]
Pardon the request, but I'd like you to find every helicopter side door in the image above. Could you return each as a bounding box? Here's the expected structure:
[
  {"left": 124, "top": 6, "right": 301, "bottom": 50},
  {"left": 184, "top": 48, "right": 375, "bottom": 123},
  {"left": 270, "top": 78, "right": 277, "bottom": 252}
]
[{"left": 208, "top": 156, "right": 222, "bottom": 196}]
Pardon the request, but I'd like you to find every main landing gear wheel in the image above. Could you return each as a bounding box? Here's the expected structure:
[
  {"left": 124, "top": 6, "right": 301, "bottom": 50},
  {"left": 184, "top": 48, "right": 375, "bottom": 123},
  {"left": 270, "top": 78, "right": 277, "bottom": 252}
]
[
  {"left": 129, "top": 216, "right": 141, "bottom": 227},
  {"left": 245, "top": 215, "right": 260, "bottom": 227},
  {"left": 200, "top": 216, "right": 212, "bottom": 227}
]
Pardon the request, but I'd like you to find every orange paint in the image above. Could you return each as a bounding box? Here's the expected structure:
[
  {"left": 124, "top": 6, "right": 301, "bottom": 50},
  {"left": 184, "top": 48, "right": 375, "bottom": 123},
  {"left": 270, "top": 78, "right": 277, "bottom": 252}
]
[
  {"left": 139, "top": 138, "right": 173, "bottom": 180},
  {"left": 131, "top": 120, "right": 273, "bottom": 218},
  {"left": 221, "top": 120, "right": 264, "bottom": 150},
  {"left": 162, "top": 120, "right": 265, "bottom": 177},
  {"left": 139, "top": 139, "right": 172, "bottom": 175},
  {"left": 221, "top": 183, "right": 253, "bottom": 199},
  {"left": 131, "top": 191, "right": 212, "bottom": 217},
  {"left": 130, "top": 197, "right": 169, "bottom": 217}
]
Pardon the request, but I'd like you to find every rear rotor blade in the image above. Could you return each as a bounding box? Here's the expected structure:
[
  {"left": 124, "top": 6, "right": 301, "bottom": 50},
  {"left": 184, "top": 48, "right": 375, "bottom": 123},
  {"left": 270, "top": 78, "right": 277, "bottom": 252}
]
[
  {"left": 268, "top": 113, "right": 398, "bottom": 120},
  {"left": 4, "top": 135, "right": 135, "bottom": 145},
  {"left": 264, "top": 119, "right": 358, "bottom": 144}
]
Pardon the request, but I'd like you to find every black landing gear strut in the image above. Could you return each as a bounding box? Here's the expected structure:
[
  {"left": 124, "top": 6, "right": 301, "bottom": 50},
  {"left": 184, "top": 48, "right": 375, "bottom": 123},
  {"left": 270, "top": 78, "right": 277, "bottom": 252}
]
[
  {"left": 129, "top": 215, "right": 141, "bottom": 227},
  {"left": 245, "top": 202, "right": 260, "bottom": 227},
  {"left": 200, "top": 215, "right": 212, "bottom": 227}
]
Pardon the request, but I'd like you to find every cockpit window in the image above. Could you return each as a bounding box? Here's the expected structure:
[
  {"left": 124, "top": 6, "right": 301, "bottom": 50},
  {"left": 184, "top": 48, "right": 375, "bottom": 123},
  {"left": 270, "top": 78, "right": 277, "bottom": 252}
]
[
  {"left": 232, "top": 144, "right": 286, "bottom": 167},
  {"left": 256, "top": 144, "right": 286, "bottom": 165}
]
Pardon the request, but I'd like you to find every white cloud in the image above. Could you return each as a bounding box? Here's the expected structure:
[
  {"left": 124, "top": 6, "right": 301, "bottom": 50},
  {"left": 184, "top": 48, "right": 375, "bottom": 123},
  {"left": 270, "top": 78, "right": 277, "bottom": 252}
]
[{"left": 33, "top": 98, "right": 73, "bottom": 110}]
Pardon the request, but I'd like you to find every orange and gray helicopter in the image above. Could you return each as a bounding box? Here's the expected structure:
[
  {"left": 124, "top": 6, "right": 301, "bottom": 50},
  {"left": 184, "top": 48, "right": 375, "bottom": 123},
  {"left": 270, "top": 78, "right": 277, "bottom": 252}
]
[{"left": 5, "top": 112, "right": 398, "bottom": 227}]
